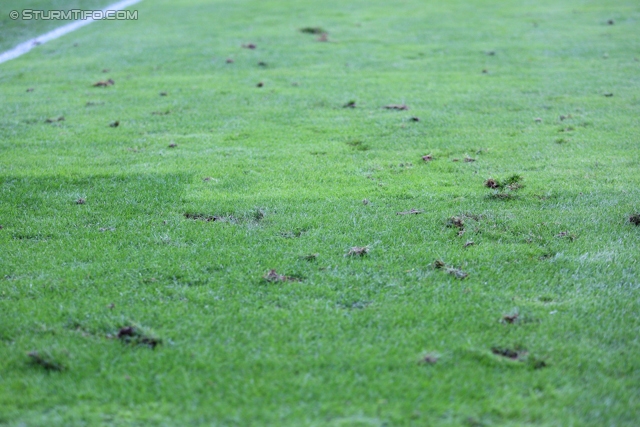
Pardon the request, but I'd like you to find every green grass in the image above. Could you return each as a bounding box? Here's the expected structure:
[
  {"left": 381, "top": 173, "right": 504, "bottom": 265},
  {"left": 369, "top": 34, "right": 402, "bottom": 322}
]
[{"left": 1, "top": 0, "right": 639, "bottom": 425}]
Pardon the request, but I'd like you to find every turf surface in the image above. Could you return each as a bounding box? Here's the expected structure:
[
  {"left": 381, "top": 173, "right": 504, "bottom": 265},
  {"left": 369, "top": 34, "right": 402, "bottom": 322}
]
[{"left": 1, "top": 0, "right": 639, "bottom": 426}]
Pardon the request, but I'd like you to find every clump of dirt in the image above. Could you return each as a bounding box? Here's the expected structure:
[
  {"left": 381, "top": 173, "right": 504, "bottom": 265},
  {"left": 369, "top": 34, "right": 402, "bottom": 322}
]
[
  {"left": 447, "top": 216, "right": 464, "bottom": 229},
  {"left": 630, "top": 214, "right": 640, "bottom": 225},
  {"left": 485, "top": 175, "right": 524, "bottom": 199},
  {"left": 300, "top": 253, "right": 318, "bottom": 261},
  {"left": 559, "top": 114, "right": 572, "bottom": 121},
  {"left": 76, "top": 198, "right": 86, "bottom": 205},
  {"left": 397, "top": 209, "right": 422, "bottom": 215},
  {"left": 419, "top": 353, "right": 439, "bottom": 365},
  {"left": 27, "top": 88, "right": 34, "bottom": 92},
  {"left": 433, "top": 260, "right": 468, "bottom": 279},
  {"left": 93, "top": 78, "right": 114, "bottom": 87},
  {"left": 300, "top": 27, "right": 325, "bottom": 34},
  {"left": 383, "top": 104, "right": 409, "bottom": 110},
  {"left": 421, "top": 154, "right": 433, "bottom": 162},
  {"left": 109, "top": 121, "right": 119, "bottom": 128},
  {"left": 184, "top": 212, "right": 225, "bottom": 222},
  {"left": 168, "top": 143, "right": 177, "bottom": 148},
  {"left": 534, "top": 117, "right": 542, "bottom": 123},
  {"left": 410, "top": 116, "right": 420, "bottom": 122},
  {"left": 464, "top": 156, "right": 476, "bottom": 162},
  {"left": 117, "top": 326, "right": 160, "bottom": 349},
  {"left": 362, "top": 199, "right": 369, "bottom": 205},
  {"left": 482, "top": 69, "right": 488, "bottom": 74},
  {"left": 45, "top": 116, "right": 64, "bottom": 123},
  {"left": 262, "top": 269, "right": 299, "bottom": 282},
  {"left": 258, "top": 61, "right": 267, "bottom": 67},
  {"left": 159, "top": 91, "right": 168, "bottom": 96},
  {"left": 607, "top": 19, "right": 615, "bottom": 25},
  {"left": 555, "top": 231, "right": 577, "bottom": 241},
  {"left": 491, "top": 347, "right": 526, "bottom": 360},
  {"left": 603, "top": 93, "right": 613, "bottom": 97},
  {"left": 502, "top": 312, "right": 519, "bottom": 324},
  {"left": 242, "top": 43, "right": 256, "bottom": 49},
  {"left": 256, "top": 82, "right": 264, "bottom": 87},
  {"left": 346, "top": 246, "right": 369, "bottom": 257},
  {"left": 343, "top": 100, "right": 356, "bottom": 108},
  {"left": 28, "top": 351, "right": 64, "bottom": 371}
]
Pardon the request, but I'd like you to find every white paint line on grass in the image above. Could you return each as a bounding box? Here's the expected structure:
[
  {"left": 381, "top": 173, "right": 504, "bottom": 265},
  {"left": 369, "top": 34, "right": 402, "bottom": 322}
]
[{"left": 0, "top": 0, "right": 143, "bottom": 65}]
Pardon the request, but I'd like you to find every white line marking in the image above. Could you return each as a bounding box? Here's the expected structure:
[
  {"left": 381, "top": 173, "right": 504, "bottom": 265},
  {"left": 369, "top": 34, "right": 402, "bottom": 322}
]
[{"left": 0, "top": 0, "right": 143, "bottom": 65}]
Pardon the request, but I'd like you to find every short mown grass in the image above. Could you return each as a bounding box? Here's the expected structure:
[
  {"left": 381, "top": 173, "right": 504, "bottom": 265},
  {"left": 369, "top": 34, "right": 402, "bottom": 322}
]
[{"left": 1, "top": 0, "right": 639, "bottom": 426}]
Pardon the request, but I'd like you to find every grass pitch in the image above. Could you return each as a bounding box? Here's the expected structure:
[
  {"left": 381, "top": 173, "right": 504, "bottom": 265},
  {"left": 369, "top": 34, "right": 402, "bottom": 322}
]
[{"left": 1, "top": 0, "right": 639, "bottom": 426}]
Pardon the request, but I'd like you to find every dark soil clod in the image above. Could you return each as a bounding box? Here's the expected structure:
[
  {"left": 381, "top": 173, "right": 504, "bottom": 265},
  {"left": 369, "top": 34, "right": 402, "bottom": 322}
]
[
  {"left": 159, "top": 91, "right": 168, "bottom": 96},
  {"left": 226, "top": 58, "right": 234, "bottom": 63},
  {"left": 257, "top": 82, "right": 264, "bottom": 87},
  {"left": 26, "top": 88, "right": 34, "bottom": 92},
  {"left": 263, "top": 269, "right": 299, "bottom": 282},
  {"left": 109, "top": 121, "right": 119, "bottom": 128},
  {"left": 447, "top": 216, "right": 465, "bottom": 229},
  {"left": 242, "top": 43, "right": 256, "bottom": 49},
  {"left": 93, "top": 78, "right": 114, "bottom": 87},
  {"left": 492, "top": 347, "right": 526, "bottom": 360},
  {"left": 27, "top": 351, "right": 64, "bottom": 372},
  {"left": 484, "top": 178, "right": 499, "bottom": 189},
  {"left": 433, "top": 259, "right": 446, "bottom": 269},
  {"left": 117, "top": 326, "right": 160, "bottom": 349},
  {"left": 447, "top": 267, "right": 468, "bottom": 279},
  {"left": 45, "top": 116, "right": 65, "bottom": 123},
  {"left": 502, "top": 313, "right": 519, "bottom": 324},
  {"left": 168, "top": 143, "right": 177, "bottom": 148},
  {"left": 397, "top": 209, "right": 422, "bottom": 215},
  {"left": 607, "top": 19, "right": 614, "bottom": 25},
  {"left": 76, "top": 198, "right": 86, "bottom": 205},
  {"left": 184, "top": 212, "right": 224, "bottom": 222},
  {"left": 464, "top": 157, "right": 476, "bottom": 162},
  {"left": 421, "top": 154, "right": 433, "bottom": 162},
  {"left": 410, "top": 116, "right": 420, "bottom": 122},
  {"left": 300, "top": 27, "right": 325, "bottom": 35},
  {"left": 343, "top": 100, "right": 357, "bottom": 108},
  {"left": 420, "top": 353, "right": 439, "bottom": 365},
  {"left": 383, "top": 104, "right": 409, "bottom": 110},
  {"left": 604, "top": 93, "right": 614, "bottom": 97},
  {"left": 346, "top": 246, "right": 369, "bottom": 257},
  {"left": 629, "top": 214, "right": 640, "bottom": 226},
  {"left": 258, "top": 61, "right": 267, "bottom": 67}
]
